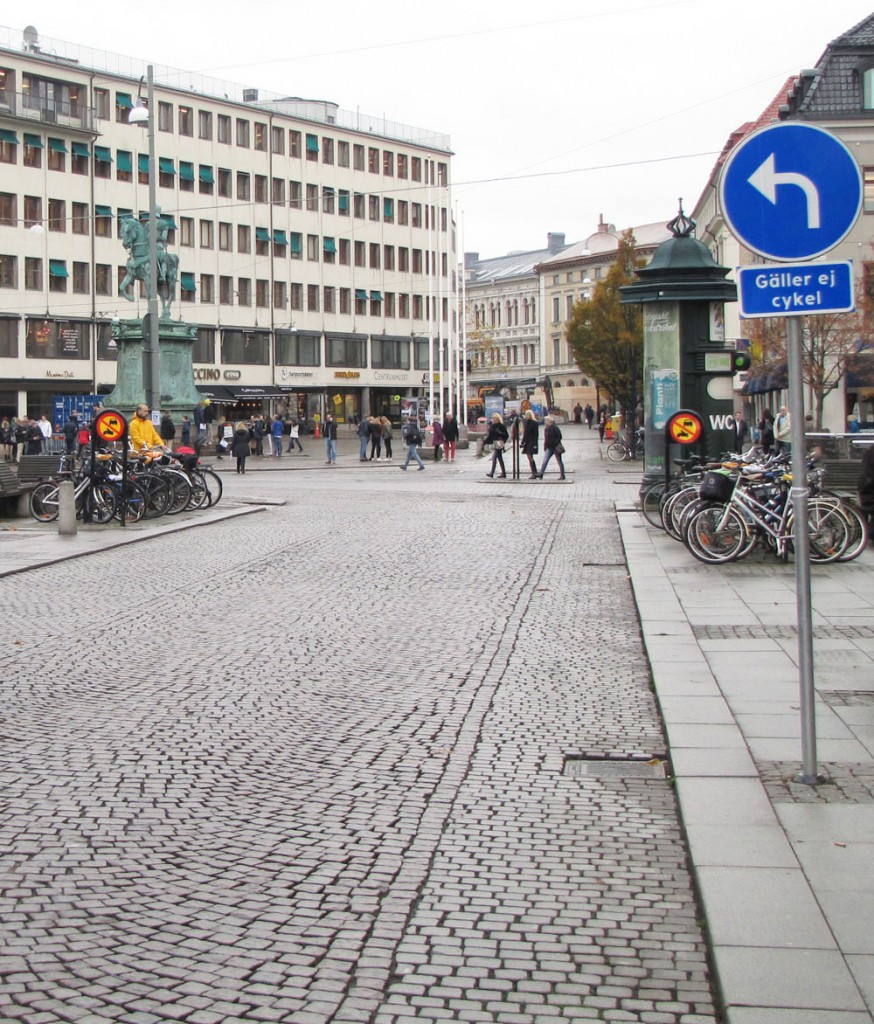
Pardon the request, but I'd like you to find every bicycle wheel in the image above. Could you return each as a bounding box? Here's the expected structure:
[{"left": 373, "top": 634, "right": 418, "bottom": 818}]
[
  {"left": 162, "top": 470, "right": 192, "bottom": 515},
  {"left": 136, "top": 474, "right": 171, "bottom": 519},
  {"left": 30, "top": 481, "right": 60, "bottom": 522},
  {"left": 185, "top": 471, "right": 210, "bottom": 510},
  {"left": 803, "top": 498, "right": 851, "bottom": 563},
  {"left": 85, "top": 483, "right": 117, "bottom": 525},
  {"left": 665, "top": 486, "right": 701, "bottom": 540},
  {"left": 607, "top": 441, "right": 628, "bottom": 462},
  {"left": 684, "top": 503, "right": 749, "bottom": 563},
  {"left": 113, "top": 480, "right": 147, "bottom": 523},
  {"left": 640, "top": 481, "right": 667, "bottom": 528},
  {"left": 195, "top": 468, "right": 223, "bottom": 507},
  {"left": 834, "top": 500, "right": 869, "bottom": 562}
]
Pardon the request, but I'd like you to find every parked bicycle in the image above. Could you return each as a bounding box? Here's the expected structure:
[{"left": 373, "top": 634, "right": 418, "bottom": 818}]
[{"left": 606, "top": 427, "right": 645, "bottom": 463}]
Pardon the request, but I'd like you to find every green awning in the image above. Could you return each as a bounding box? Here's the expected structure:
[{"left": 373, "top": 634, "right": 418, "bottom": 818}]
[
  {"left": 181, "top": 272, "right": 196, "bottom": 291},
  {"left": 323, "top": 237, "right": 336, "bottom": 253},
  {"left": 48, "top": 138, "right": 67, "bottom": 153},
  {"left": 95, "top": 205, "right": 112, "bottom": 217},
  {"left": 138, "top": 154, "right": 149, "bottom": 173},
  {"left": 290, "top": 233, "right": 302, "bottom": 253},
  {"left": 339, "top": 192, "right": 349, "bottom": 212},
  {"left": 116, "top": 93, "right": 133, "bottom": 108},
  {"left": 199, "top": 165, "right": 214, "bottom": 184},
  {"left": 49, "top": 260, "right": 68, "bottom": 278},
  {"left": 116, "top": 150, "right": 132, "bottom": 172},
  {"left": 383, "top": 199, "right": 393, "bottom": 218},
  {"left": 23, "top": 133, "right": 42, "bottom": 148},
  {"left": 355, "top": 289, "right": 368, "bottom": 300},
  {"left": 323, "top": 186, "right": 334, "bottom": 196},
  {"left": 159, "top": 157, "right": 175, "bottom": 174},
  {"left": 370, "top": 291, "right": 383, "bottom": 301},
  {"left": 94, "top": 146, "right": 112, "bottom": 162},
  {"left": 306, "top": 134, "right": 318, "bottom": 152},
  {"left": 179, "top": 161, "right": 194, "bottom": 181},
  {"left": 255, "top": 227, "right": 271, "bottom": 242},
  {"left": 0, "top": 129, "right": 18, "bottom": 144},
  {"left": 71, "top": 142, "right": 90, "bottom": 158},
  {"left": 273, "top": 230, "right": 287, "bottom": 245}
]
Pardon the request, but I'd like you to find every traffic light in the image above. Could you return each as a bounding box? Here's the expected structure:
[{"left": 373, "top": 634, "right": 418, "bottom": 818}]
[{"left": 732, "top": 351, "right": 752, "bottom": 372}]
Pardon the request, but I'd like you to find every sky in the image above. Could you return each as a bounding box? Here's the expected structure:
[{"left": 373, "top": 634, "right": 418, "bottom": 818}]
[{"left": 8, "top": 0, "right": 874, "bottom": 258}]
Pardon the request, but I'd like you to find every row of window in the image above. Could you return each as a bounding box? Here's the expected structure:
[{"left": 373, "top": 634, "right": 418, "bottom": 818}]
[
  {"left": 472, "top": 298, "right": 539, "bottom": 329},
  {"left": 472, "top": 344, "right": 539, "bottom": 368},
  {"left": 0, "top": 253, "right": 452, "bottom": 321},
  {"left": 0, "top": 169, "right": 450, "bottom": 234},
  {"left": 0, "top": 317, "right": 449, "bottom": 370}
]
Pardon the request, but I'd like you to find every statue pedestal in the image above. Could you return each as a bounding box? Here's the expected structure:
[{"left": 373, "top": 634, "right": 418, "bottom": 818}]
[{"left": 103, "top": 318, "right": 203, "bottom": 418}]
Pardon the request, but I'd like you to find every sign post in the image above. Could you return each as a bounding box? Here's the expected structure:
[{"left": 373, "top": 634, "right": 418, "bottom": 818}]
[
  {"left": 93, "top": 408, "right": 129, "bottom": 529},
  {"left": 720, "top": 122, "right": 863, "bottom": 785}
]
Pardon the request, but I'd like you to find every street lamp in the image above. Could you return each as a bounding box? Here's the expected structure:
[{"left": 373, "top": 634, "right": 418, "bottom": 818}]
[{"left": 129, "top": 67, "right": 160, "bottom": 413}]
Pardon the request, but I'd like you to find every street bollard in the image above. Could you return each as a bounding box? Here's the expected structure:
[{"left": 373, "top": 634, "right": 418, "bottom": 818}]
[{"left": 58, "top": 480, "right": 77, "bottom": 536}]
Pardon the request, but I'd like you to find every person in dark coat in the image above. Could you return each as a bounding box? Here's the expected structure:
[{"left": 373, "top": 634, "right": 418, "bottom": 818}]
[
  {"left": 483, "top": 413, "right": 509, "bottom": 479},
  {"left": 858, "top": 443, "right": 874, "bottom": 537},
  {"left": 520, "top": 410, "right": 540, "bottom": 479},
  {"left": 24, "top": 418, "right": 43, "bottom": 455},
  {"left": 442, "top": 412, "right": 459, "bottom": 462},
  {"left": 758, "top": 409, "right": 775, "bottom": 455},
  {"left": 537, "top": 415, "right": 566, "bottom": 480},
  {"left": 431, "top": 417, "right": 444, "bottom": 462},
  {"left": 231, "top": 421, "right": 251, "bottom": 474},
  {"left": 159, "top": 411, "right": 176, "bottom": 450},
  {"left": 63, "top": 410, "right": 79, "bottom": 454},
  {"left": 367, "top": 416, "right": 383, "bottom": 461}
]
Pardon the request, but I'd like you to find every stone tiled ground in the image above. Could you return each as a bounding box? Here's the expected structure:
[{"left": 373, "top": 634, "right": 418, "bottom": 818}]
[{"left": 0, "top": 437, "right": 718, "bottom": 1023}]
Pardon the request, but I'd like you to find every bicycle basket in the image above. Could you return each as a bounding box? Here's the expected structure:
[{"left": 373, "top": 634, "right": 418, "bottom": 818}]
[{"left": 699, "top": 470, "right": 733, "bottom": 501}]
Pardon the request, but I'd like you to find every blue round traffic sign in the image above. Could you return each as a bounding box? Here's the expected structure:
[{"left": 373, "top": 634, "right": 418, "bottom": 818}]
[{"left": 719, "top": 123, "right": 862, "bottom": 262}]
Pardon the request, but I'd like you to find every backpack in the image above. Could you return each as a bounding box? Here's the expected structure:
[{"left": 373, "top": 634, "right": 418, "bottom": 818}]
[{"left": 405, "top": 424, "right": 422, "bottom": 446}]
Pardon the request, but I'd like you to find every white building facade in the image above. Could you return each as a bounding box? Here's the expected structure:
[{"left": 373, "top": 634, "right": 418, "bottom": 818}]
[{"left": 0, "top": 26, "right": 457, "bottom": 426}]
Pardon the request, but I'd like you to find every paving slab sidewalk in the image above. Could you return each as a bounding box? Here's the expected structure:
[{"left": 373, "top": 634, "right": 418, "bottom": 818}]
[{"left": 619, "top": 510, "right": 874, "bottom": 1024}]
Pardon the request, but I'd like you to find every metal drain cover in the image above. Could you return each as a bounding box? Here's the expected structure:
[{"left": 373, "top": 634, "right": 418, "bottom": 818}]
[{"left": 563, "top": 757, "right": 668, "bottom": 780}]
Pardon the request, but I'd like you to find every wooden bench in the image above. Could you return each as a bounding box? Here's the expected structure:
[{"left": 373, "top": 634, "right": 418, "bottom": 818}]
[
  {"left": 17, "top": 453, "right": 63, "bottom": 484},
  {"left": 821, "top": 459, "right": 862, "bottom": 495}
]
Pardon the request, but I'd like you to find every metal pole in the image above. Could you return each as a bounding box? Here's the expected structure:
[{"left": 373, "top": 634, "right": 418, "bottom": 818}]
[
  {"left": 787, "top": 316, "right": 818, "bottom": 784},
  {"left": 145, "top": 65, "right": 161, "bottom": 413}
]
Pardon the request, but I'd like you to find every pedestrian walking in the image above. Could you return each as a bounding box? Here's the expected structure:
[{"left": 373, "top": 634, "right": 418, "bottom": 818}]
[
  {"left": 597, "top": 409, "right": 607, "bottom": 442},
  {"left": 323, "top": 413, "right": 338, "bottom": 464},
  {"left": 38, "top": 414, "right": 52, "bottom": 452},
  {"left": 537, "top": 415, "right": 566, "bottom": 479},
  {"left": 483, "top": 413, "right": 509, "bottom": 478},
  {"left": 180, "top": 415, "right": 192, "bottom": 448},
  {"left": 858, "top": 443, "right": 874, "bottom": 537},
  {"left": 758, "top": 409, "right": 775, "bottom": 455},
  {"left": 63, "top": 410, "right": 79, "bottom": 455},
  {"left": 271, "top": 414, "right": 284, "bottom": 457},
  {"left": 252, "top": 415, "right": 266, "bottom": 456},
  {"left": 0, "top": 417, "right": 11, "bottom": 460},
  {"left": 194, "top": 401, "right": 208, "bottom": 445},
  {"left": 368, "top": 416, "right": 383, "bottom": 461},
  {"left": 584, "top": 403, "right": 595, "bottom": 429},
  {"left": 24, "top": 418, "right": 43, "bottom": 455},
  {"left": 520, "top": 410, "right": 540, "bottom": 479},
  {"left": 734, "top": 411, "right": 750, "bottom": 452},
  {"left": 432, "top": 417, "right": 444, "bottom": 462},
  {"left": 231, "top": 421, "right": 250, "bottom": 474},
  {"left": 442, "top": 412, "right": 459, "bottom": 461},
  {"left": 400, "top": 418, "right": 425, "bottom": 470},
  {"left": 159, "top": 411, "right": 176, "bottom": 450},
  {"left": 357, "top": 416, "right": 370, "bottom": 461},
  {"left": 774, "top": 405, "right": 791, "bottom": 455},
  {"left": 288, "top": 419, "right": 303, "bottom": 453},
  {"left": 380, "top": 416, "right": 393, "bottom": 460},
  {"left": 573, "top": 402, "right": 582, "bottom": 424}
]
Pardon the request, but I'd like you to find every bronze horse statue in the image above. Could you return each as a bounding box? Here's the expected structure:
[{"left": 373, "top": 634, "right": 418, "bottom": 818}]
[{"left": 119, "top": 214, "right": 179, "bottom": 318}]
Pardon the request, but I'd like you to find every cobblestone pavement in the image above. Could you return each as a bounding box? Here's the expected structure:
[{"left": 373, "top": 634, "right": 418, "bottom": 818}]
[{"left": 0, "top": 433, "right": 719, "bottom": 1023}]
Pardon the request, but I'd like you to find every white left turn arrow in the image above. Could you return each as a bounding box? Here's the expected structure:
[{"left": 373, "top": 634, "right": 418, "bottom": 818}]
[{"left": 748, "top": 153, "right": 821, "bottom": 229}]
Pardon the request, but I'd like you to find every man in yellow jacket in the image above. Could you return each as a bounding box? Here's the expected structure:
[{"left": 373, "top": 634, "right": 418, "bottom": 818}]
[{"left": 129, "top": 404, "right": 166, "bottom": 452}]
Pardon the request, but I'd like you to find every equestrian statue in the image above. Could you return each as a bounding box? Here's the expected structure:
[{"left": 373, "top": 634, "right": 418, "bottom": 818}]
[{"left": 119, "top": 210, "right": 179, "bottom": 318}]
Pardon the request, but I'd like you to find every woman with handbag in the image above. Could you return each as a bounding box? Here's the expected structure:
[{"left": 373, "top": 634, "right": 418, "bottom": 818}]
[
  {"left": 537, "top": 416, "right": 566, "bottom": 480},
  {"left": 520, "top": 410, "right": 540, "bottom": 479},
  {"left": 483, "top": 413, "right": 509, "bottom": 478}
]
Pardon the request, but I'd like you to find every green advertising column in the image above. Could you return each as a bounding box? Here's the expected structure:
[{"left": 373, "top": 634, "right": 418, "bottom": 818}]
[{"left": 620, "top": 207, "right": 738, "bottom": 492}]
